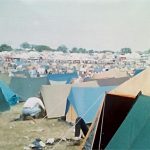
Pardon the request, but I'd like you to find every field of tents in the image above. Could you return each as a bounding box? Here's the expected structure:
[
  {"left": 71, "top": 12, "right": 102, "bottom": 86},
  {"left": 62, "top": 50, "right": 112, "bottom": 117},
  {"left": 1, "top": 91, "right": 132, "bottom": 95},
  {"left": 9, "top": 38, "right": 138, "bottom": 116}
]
[{"left": 1, "top": 68, "right": 150, "bottom": 149}]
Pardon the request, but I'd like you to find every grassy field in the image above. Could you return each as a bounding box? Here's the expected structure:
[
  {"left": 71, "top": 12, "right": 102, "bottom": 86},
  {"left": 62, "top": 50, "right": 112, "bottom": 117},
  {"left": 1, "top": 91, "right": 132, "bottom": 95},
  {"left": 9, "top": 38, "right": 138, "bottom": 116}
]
[{"left": 0, "top": 103, "right": 82, "bottom": 150}]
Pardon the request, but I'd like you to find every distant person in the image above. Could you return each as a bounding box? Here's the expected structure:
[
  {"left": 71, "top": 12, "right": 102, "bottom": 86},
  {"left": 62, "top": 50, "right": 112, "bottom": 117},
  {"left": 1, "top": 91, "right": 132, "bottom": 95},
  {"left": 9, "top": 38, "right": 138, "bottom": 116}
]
[{"left": 20, "top": 96, "right": 45, "bottom": 120}]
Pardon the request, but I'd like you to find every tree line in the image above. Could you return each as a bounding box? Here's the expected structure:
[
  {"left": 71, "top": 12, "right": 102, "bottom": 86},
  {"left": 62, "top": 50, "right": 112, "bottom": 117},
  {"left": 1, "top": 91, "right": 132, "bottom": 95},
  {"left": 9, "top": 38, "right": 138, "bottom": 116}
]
[{"left": 0, "top": 42, "right": 141, "bottom": 54}]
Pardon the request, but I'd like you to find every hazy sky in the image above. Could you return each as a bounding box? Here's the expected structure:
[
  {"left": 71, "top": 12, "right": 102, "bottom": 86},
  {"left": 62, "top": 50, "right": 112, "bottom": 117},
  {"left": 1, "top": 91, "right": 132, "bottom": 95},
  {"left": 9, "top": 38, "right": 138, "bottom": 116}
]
[{"left": 0, "top": 0, "right": 150, "bottom": 51}]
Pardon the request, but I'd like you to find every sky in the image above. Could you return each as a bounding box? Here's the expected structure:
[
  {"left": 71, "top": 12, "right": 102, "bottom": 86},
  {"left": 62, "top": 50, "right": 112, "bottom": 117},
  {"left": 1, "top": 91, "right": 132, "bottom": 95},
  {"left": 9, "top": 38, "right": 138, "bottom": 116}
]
[{"left": 0, "top": 0, "right": 150, "bottom": 51}]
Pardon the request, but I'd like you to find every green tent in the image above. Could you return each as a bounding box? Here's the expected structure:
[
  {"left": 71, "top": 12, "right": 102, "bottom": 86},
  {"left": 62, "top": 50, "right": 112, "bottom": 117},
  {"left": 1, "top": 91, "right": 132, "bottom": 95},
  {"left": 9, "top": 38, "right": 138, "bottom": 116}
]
[
  {"left": 0, "top": 73, "right": 11, "bottom": 85},
  {"left": 10, "top": 77, "right": 49, "bottom": 101},
  {"left": 106, "top": 94, "right": 150, "bottom": 149},
  {"left": 0, "top": 88, "right": 10, "bottom": 112}
]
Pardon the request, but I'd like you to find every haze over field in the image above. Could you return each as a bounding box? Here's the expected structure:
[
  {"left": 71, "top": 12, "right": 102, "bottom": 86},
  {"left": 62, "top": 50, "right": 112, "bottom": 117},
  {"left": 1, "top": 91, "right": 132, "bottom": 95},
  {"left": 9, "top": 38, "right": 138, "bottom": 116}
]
[{"left": 0, "top": 0, "right": 150, "bottom": 51}]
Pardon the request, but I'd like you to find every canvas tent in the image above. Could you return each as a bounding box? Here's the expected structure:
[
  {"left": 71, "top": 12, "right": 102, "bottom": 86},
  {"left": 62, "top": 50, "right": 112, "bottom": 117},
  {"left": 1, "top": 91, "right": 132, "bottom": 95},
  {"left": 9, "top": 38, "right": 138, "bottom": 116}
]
[
  {"left": 41, "top": 81, "right": 99, "bottom": 119},
  {"left": 0, "top": 73, "right": 11, "bottom": 85},
  {"left": 0, "top": 81, "right": 20, "bottom": 105},
  {"left": 106, "top": 94, "right": 150, "bottom": 149},
  {"left": 110, "top": 68, "right": 150, "bottom": 96},
  {"left": 0, "top": 88, "right": 10, "bottom": 112},
  {"left": 41, "top": 84, "right": 72, "bottom": 118},
  {"left": 90, "top": 76, "right": 130, "bottom": 86},
  {"left": 92, "top": 68, "right": 129, "bottom": 79},
  {"left": 48, "top": 72, "right": 78, "bottom": 84},
  {"left": 73, "top": 81, "right": 99, "bottom": 87},
  {"left": 49, "top": 80, "right": 67, "bottom": 85},
  {"left": 66, "top": 86, "right": 115, "bottom": 124},
  {"left": 82, "top": 68, "right": 150, "bottom": 149},
  {"left": 10, "top": 77, "right": 49, "bottom": 101}
]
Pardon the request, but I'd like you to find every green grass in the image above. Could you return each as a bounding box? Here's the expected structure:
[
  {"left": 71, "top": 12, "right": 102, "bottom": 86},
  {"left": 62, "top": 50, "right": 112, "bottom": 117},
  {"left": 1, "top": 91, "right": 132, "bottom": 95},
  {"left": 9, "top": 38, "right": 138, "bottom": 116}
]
[{"left": 0, "top": 103, "right": 81, "bottom": 150}]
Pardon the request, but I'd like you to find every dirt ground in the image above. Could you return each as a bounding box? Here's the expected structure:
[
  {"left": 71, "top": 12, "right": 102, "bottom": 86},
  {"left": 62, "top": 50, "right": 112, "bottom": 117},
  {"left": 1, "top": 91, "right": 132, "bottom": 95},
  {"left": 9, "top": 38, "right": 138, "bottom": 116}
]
[{"left": 0, "top": 103, "right": 82, "bottom": 150}]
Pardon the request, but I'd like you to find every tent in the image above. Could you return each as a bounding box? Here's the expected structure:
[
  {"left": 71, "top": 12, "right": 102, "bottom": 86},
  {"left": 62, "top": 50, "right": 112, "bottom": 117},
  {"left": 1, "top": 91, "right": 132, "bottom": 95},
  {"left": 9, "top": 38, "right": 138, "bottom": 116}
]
[
  {"left": 66, "top": 86, "right": 115, "bottom": 124},
  {"left": 82, "top": 68, "right": 150, "bottom": 149},
  {"left": 0, "top": 88, "right": 10, "bottom": 112},
  {"left": 0, "top": 81, "right": 20, "bottom": 105},
  {"left": 90, "top": 76, "right": 130, "bottom": 86},
  {"left": 73, "top": 81, "right": 99, "bottom": 87},
  {"left": 110, "top": 67, "right": 150, "bottom": 96},
  {"left": 92, "top": 68, "right": 129, "bottom": 79},
  {"left": 48, "top": 72, "right": 78, "bottom": 84},
  {"left": 41, "top": 84, "right": 72, "bottom": 118},
  {"left": 133, "top": 68, "right": 144, "bottom": 76},
  {"left": 49, "top": 80, "right": 67, "bottom": 85},
  {"left": 41, "top": 81, "right": 99, "bottom": 119},
  {"left": 10, "top": 77, "right": 49, "bottom": 101},
  {"left": 106, "top": 94, "right": 150, "bottom": 149},
  {"left": 0, "top": 73, "right": 11, "bottom": 85}
]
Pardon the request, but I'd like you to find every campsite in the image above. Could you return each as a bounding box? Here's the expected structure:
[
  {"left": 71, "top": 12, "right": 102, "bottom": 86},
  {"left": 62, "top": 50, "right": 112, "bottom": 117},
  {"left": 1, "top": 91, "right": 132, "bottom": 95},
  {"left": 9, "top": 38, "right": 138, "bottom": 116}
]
[
  {"left": 0, "top": 69, "right": 131, "bottom": 149},
  {"left": 0, "top": 1, "right": 150, "bottom": 149},
  {"left": 0, "top": 103, "right": 80, "bottom": 150}
]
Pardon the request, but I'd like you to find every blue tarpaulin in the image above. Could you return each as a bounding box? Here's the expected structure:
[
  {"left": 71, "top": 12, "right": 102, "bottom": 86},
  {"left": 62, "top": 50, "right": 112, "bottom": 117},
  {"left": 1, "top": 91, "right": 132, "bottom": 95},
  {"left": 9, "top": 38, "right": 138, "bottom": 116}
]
[
  {"left": 66, "top": 86, "right": 115, "bottom": 123},
  {"left": 0, "top": 81, "right": 20, "bottom": 105},
  {"left": 48, "top": 72, "right": 78, "bottom": 84}
]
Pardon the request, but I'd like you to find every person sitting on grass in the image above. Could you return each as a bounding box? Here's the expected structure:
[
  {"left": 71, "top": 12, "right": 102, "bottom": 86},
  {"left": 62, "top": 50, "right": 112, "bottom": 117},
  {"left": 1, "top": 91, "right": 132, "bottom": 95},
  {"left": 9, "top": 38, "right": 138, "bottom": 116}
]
[{"left": 20, "top": 96, "right": 46, "bottom": 120}]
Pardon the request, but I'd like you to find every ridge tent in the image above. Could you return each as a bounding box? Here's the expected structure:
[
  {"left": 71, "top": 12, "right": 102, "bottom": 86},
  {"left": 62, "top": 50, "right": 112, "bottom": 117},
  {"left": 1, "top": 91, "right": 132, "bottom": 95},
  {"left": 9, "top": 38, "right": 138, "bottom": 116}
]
[
  {"left": 73, "top": 81, "right": 99, "bottom": 87},
  {"left": 0, "top": 81, "right": 20, "bottom": 105},
  {"left": 106, "top": 94, "right": 150, "bottom": 149},
  {"left": 88, "top": 76, "right": 130, "bottom": 86},
  {"left": 133, "top": 68, "right": 144, "bottom": 76},
  {"left": 41, "top": 81, "right": 99, "bottom": 119},
  {"left": 66, "top": 86, "right": 115, "bottom": 124},
  {"left": 0, "top": 88, "right": 10, "bottom": 112},
  {"left": 82, "top": 68, "right": 150, "bottom": 149},
  {"left": 92, "top": 68, "right": 129, "bottom": 79},
  {"left": 110, "top": 67, "right": 150, "bottom": 96},
  {"left": 41, "top": 84, "right": 72, "bottom": 118},
  {"left": 0, "top": 73, "right": 11, "bottom": 85},
  {"left": 95, "top": 77, "right": 130, "bottom": 86},
  {"left": 10, "top": 76, "right": 49, "bottom": 101},
  {"left": 48, "top": 72, "right": 78, "bottom": 84},
  {"left": 49, "top": 80, "right": 67, "bottom": 85},
  {"left": 83, "top": 93, "right": 138, "bottom": 150}
]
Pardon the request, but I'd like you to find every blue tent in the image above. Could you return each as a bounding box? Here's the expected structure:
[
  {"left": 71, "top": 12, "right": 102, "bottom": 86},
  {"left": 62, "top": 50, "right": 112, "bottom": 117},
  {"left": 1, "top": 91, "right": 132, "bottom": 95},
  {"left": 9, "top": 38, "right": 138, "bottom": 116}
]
[
  {"left": 48, "top": 72, "right": 78, "bottom": 84},
  {"left": 66, "top": 86, "right": 115, "bottom": 123},
  {"left": 134, "top": 68, "right": 144, "bottom": 76},
  {"left": 0, "top": 88, "right": 10, "bottom": 112},
  {"left": 0, "top": 81, "right": 20, "bottom": 105}
]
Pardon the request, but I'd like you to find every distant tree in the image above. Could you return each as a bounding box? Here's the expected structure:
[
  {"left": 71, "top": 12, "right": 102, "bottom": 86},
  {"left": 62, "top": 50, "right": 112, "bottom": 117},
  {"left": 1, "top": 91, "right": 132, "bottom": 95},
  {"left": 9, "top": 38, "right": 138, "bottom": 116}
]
[
  {"left": 88, "top": 49, "right": 94, "bottom": 54},
  {"left": 146, "top": 49, "right": 150, "bottom": 53},
  {"left": 78, "top": 48, "right": 87, "bottom": 53},
  {"left": 121, "top": 48, "right": 132, "bottom": 54},
  {"left": 70, "top": 47, "right": 78, "bottom": 53},
  {"left": 0, "top": 44, "right": 13, "bottom": 52},
  {"left": 33, "top": 45, "right": 52, "bottom": 52},
  {"left": 20, "top": 42, "right": 31, "bottom": 49},
  {"left": 57, "top": 45, "right": 68, "bottom": 53}
]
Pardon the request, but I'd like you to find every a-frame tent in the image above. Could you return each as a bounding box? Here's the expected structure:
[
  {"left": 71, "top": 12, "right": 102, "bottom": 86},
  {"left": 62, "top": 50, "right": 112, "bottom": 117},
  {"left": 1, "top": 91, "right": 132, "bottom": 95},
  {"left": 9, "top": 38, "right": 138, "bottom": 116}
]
[
  {"left": 40, "top": 81, "right": 99, "bottom": 119},
  {"left": 82, "top": 68, "right": 150, "bottom": 149},
  {"left": 92, "top": 68, "right": 129, "bottom": 79},
  {"left": 65, "top": 86, "right": 115, "bottom": 124},
  {"left": 106, "top": 94, "right": 150, "bottom": 149},
  {"left": 41, "top": 84, "right": 72, "bottom": 118},
  {"left": 0, "top": 88, "right": 10, "bottom": 112},
  {"left": 10, "top": 76, "right": 49, "bottom": 101}
]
